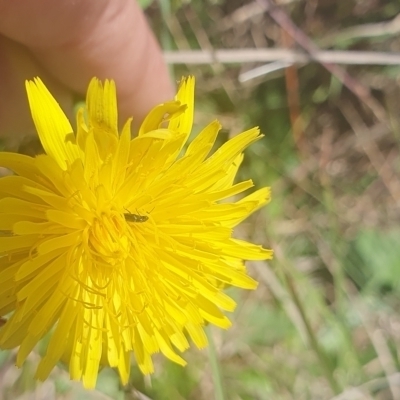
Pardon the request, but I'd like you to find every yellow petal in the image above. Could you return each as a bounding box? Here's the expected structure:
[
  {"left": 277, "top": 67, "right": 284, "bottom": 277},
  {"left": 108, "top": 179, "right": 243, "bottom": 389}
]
[
  {"left": 168, "top": 76, "right": 195, "bottom": 145},
  {"left": 25, "top": 78, "right": 80, "bottom": 170},
  {"left": 86, "top": 78, "right": 118, "bottom": 137},
  {"left": 0, "top": 152, "right": 37, "bottom": 178}
]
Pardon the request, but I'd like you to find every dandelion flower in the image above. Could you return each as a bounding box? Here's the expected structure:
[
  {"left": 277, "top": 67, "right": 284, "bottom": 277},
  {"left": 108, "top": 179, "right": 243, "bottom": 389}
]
[{"left": 0, "top": 77, "right": 272, "bottom": 388}]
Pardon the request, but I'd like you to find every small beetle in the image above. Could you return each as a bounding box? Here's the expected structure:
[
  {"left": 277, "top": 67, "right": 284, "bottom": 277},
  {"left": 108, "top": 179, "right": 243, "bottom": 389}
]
[{"left": 124, "top": 212, "right": 149, "bottom": 223}]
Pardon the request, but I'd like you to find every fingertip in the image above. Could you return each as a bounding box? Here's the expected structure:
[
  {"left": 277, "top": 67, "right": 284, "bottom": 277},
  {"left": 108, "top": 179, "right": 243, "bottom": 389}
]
[{"left": 0, "top": 0, "right": 175, "bottom": 128}]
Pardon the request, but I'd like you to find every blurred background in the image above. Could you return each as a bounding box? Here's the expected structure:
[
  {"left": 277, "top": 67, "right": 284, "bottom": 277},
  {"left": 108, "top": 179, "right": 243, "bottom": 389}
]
[{"left": 2, "top": 0, "right": 400, "bottom": 399}]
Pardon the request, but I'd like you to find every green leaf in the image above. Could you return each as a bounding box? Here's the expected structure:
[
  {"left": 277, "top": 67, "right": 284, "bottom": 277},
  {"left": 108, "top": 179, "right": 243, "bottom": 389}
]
[{"left": 355, "top": 229, "right": 400, "bottom": 293}]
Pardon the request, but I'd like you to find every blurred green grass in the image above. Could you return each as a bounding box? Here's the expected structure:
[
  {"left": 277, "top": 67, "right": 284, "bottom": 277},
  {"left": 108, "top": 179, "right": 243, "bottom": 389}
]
[{"left": 3, "top": 0, "right": 400, "bottom": 399}]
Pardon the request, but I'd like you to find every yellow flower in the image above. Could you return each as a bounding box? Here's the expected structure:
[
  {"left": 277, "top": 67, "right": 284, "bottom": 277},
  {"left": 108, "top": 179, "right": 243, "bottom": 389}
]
[{"left": 0, "top": 77, "right": 272, "bottom": 388}]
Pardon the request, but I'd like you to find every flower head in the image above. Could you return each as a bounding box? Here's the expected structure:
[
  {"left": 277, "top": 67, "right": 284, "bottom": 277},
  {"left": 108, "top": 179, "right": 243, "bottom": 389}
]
[{"left": 0, "top": 77, "right": 272, "bottom": 388}]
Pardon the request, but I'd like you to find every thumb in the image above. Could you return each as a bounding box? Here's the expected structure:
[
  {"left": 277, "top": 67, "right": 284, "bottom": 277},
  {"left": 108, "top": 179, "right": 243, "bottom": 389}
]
[{"left": 0, "top": 0, "right": 174, "bottom": 134}]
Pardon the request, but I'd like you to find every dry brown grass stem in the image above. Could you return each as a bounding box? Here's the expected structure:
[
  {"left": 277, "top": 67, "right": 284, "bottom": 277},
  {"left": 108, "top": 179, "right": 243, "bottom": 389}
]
[
  {"left": 339, "top": 101, "right": 400, "bottom": 207},
  {"left": 354, "top": 303, "right": 400, "bottom": 400},
  {"left": 163, "top": 49, "right": 400, "bottom": 66}
]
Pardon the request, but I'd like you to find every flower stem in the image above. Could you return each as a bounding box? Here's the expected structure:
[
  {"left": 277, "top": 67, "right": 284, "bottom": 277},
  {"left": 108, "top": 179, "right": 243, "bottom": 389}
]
[{"left": 207, "top": 328, "right": 226, "bottom": 400}]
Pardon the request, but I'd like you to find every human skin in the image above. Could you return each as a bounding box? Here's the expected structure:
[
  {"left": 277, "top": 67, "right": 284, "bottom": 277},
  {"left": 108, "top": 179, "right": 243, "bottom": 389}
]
[{"left": 0, "top": 0, "right": 174, "bottom": 148}]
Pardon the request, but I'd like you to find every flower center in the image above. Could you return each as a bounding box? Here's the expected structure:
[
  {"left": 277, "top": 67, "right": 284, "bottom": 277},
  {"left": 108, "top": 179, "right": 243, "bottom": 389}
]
[{"left": 87, "top": 212, "right": 130, "bottom": 266}]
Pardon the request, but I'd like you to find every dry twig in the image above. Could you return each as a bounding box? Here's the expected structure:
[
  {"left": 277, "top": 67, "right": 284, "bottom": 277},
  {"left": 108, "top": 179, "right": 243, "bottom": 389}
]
[{"left": 163, "top": 48, "right": 400, "bottom": 66}]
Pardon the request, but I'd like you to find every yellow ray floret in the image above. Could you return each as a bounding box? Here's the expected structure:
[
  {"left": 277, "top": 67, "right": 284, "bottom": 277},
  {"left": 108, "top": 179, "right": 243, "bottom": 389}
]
[{"left": 0, "top": 76, "right": 272, "bottom": 389}]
